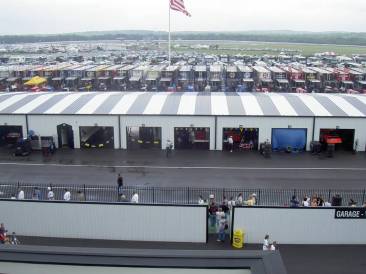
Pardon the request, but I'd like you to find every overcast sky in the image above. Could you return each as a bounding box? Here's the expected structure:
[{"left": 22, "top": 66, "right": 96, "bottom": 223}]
[{"left": 1, "top": 0, "right": 365, "bottom": 35}]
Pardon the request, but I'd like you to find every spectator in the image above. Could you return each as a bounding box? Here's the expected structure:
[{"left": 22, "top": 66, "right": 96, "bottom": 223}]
[
  {"left": 0, "top": 223, "right": 7, "bottom": 236},
  {"left": 120, "top": 194, "right": 129, "bottom": 203},
  {"left": 47, "top": 187, "right": 55, "bottom": 200},
  {"left": 228, "top": 136, "right": 234, "bottom": 152},
  {"left": 317, "top": 196, "right": 324, "bottom": 207},
  {"left": 117, "top": 174, "right": 123, "bottom": 187},
  {"left": 209, "top": 194, "right": 215, "bottom": 204},
  {"left": 10, "top": 232, "right": 20, "bottom": 245},
  {"left": 302, "top": 196, "right": 310, "bottom": 207},
  {"left": 331, "top": 194, "right": 342, "bottom": 206},
  {"left": 348, "top": 199, "right": 357, "bottom": 207},
  {"left": 290, "top": 195, "right": 299, "bottom": 207},
  {"left": 0, "top": 232, "right": 5, "bottom": 244},
  {"left": 236, "top": 193, "right": 243, "bottom": 206},
  {"left": 131, "top": 192, "right": 139, "bottom": 203},
  {"left": 228, "top": 196, "right": 236, "bottom": 212},
  {"left": 221, "top": 196, "right": 229, "bottom": 216},
  {"left": 216, "top": 217, "right": 227, "bottom": 242},
  {"left": 311, "top": 197, "right": 318, "bottom": 207},
  {"left": 270, "top": 241, "right": 277, "bottom": 251},
  {"left": 77, "top": 190, "right": 85, "bottom": 201},
  {"left": 263, "top": 234, "right": 270, "bottom": 251},
  {"left": 32, "top": 187, "right": 41, "bottom": 200},
  {"left": 63, "top": 189, "right": 71, "bottom": 201},
  {"left": 166, "top": 139, "right": 173, "bottom": 157},
  {"left": 208, "top": 201, "right": 218, "bottom": 227},
  {"left": 10, "top": 193, "right": 16, "bottom": 200},
  {"left": 198, "top": 195, "right": 205, "bottom": 205},
  {"left": 17, "top": 188, "right": 25, "bottom": 200},
  {"left": 244, "top": 194, "right": 257, "bottom": 206},
  {"left": 216, "top": 207, "right": 226, "bottom": 226},
  {"left": 323, "top": 200, "right": 332, "bottom": 207}
]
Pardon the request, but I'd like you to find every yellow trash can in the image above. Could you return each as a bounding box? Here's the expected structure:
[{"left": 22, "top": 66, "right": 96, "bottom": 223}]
[{"left": 232, "top": 229, "right": 244, "bottom": 248}]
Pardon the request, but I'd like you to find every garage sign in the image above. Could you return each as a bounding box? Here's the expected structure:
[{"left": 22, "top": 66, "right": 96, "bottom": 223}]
[{"left": 334, "top": 208, "right": 366, "bottom": 219}]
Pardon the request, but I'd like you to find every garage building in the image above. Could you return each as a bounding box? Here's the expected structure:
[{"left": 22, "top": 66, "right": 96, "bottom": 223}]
[{"left": 0, "top": 91, "right": 365, "bottom": 152}]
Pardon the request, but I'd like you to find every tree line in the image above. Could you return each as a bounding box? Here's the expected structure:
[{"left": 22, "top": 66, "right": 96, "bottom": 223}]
[{"left": 1, "top": 31, "right": 366, "bottom": 46}]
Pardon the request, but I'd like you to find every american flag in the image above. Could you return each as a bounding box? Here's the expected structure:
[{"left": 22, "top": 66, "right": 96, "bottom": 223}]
[{"left": 170, "top": 0, "right": 191, "bottom": 17}]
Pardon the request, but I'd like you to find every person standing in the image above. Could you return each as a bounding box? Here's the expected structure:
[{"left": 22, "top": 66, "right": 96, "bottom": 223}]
[
  {"left": 228, "top": 136, "right": 234, "bottom": 152},
  {"left": 217, "top": 217, "right": 227, "bottom": 242},
  {"left": 63, "top": 189, "right": 71, "bottom": 201},
  {"left": 117, "top": 174, "right": 124, "bottom": 201},
  {"left": 131, "top": 192, "right": 139, "bottom": 203},
  {"left": 166, "top": 139, "right": 173, "bottom": 158},
  {"left": 32, "top": 187, "right": 41, "bottom": 200},
  {"left": 263, "top": 235, "right": 270, "bottom": 251},
  {"left": 198, "top": 195, "right": 205, "bottom": 205},
  {"left": 208, "top": 200, "right": 218, "bottom": 227},
  {"left": 47, "top": 187, "right": 55, "bottom": 200},
  {"left": 17, "top": 188, "right": 25, "bottom": 200},
  {"left": 270, "top": 241, "right": 277, "bottom": 251},
  {"left": 10, "top": 232, "right": 20, "bottom": 245}
]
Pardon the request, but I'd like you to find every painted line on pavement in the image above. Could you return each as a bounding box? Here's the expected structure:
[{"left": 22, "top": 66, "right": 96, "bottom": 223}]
[{"left": 0, "top": 162, "right": 365, "bottom": 171}]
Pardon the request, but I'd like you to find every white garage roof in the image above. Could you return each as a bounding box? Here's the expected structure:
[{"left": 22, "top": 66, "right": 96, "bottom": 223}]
[{"left": 0, "top": 91, "right": 366, "bottom": 117}]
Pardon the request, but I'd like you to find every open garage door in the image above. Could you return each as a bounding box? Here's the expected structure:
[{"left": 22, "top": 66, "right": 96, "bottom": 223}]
[
  {"left": 79, "top": 126, "right": 114, "bottom": 149},
  {"left": 320, "top": 129, "right": 355, "bottom": 151},
  {"left": 57, "top": 124, "right": 74, "bottom": 149},
  {"left": 272, "top": 128, "right": 307, "bottom": 152},
  {"left": 223, "top": 128, "right": 259, "bottom": 151},
  {"left": 174, "top": 127, "right": 210, "bottom": 150},
  {"left": 127, "top": 127, "right": 162, "bottom": 149},
  {"left": 0, "top": 125, "right": 22, "bottom": 147}
]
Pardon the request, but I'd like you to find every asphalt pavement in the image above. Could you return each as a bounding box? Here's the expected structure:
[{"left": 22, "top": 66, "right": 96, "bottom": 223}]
[{"left": 0, "top": 148, "right": 365, "bottom": 189}]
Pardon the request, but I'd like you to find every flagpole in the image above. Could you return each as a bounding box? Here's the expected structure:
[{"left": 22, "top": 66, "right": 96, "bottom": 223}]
[{"left": 168, "top": 0, "right": 171, "bottom": 65}]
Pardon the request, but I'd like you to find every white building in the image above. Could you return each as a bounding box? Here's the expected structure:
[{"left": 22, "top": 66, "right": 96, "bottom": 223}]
[{"left": 0, "top": 91, "right": 365, "bottom": 152}]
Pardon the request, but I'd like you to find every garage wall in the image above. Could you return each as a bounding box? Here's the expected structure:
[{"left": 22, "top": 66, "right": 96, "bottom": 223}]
[
  {"left": 27, "top": 115, "right": 120, "bottom": 149},
  {"left": 314, "top": 117, "right": 366, "bottom": 151},
  {"left": 120, "top": 116, "right": 216, "bottom": 150},
  {"left": 0, "top": 200, "right": 207, "bottom": 243},
  {"left": 216, "top": 116, "right": 314, "bottom": 151},
  {"left": 233, "top": 207, "right": 366, "bottom": 244},
  {"left": 0, "top": 115, "right": 27, "bottom": 138}
]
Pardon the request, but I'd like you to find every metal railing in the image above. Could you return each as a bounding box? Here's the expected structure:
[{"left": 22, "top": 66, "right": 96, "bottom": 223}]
[{"left": 0, "top": 182, "right": 365, "bottom": 207}]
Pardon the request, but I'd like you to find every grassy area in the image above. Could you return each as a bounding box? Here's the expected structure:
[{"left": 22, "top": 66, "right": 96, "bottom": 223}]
[{"left": 172, "top": 41, "right": 366, "bottom": 57}]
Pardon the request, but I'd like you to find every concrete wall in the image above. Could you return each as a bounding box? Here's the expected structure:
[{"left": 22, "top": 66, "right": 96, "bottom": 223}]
[
  {"left": 120, "top": 115, "right": 216, "bottom": 150},
  {"left": 27, "top": 115, "right": 120, "bottom": 149},
  {"left": 0, "top": 115, "right": 27, "bottom": 138},
  {"left": 0, "top": 200, "right": 207, "bottom": 243},
  {"left": 233, "top": 207, "right": 366, "bottom": 244},
  {"left": 216, "top": 116, "right": 314, "bottom": 150},
  {"left": 314, "top": 117, "right": 366, "bottom": 152}
]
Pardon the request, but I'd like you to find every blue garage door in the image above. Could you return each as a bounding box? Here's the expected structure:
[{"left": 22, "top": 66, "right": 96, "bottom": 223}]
[{"left": 272, "top": 128, "right": 307, "bottom": 151}]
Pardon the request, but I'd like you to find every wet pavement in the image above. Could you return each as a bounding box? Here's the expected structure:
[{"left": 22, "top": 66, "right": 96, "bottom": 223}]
[{"left": 0, "top": 148, "right": 365, "bottom": 189}]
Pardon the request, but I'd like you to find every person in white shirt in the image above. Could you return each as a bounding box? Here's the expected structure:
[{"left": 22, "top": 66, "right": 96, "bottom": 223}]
[
  {"left": 302, "top": 196, "right": 310, "bottom": 207},
  {"left": 131, "top": 192, "right": 139, "bottom": 203},
  {"left": 228, "top": 136, "right": 234, "bottom": 152},
  {"left": 270, "top": 241, "right": 277, "bottom": 251},
  {"left": 236, "top": 193, "right": 243, "bottom": 206},
  {"left": 63, "top": 189, "right": 71, "bottom": 201},
  {"left": 263, "top": 234, "right": 270, "bottom": 251},
  {"left": 47, "top": 187, "right": 55, "bottom": 200},
  {"left": 198, "top": 195, "right": 205, "bottom": 205},
  {"left": 17, "top": 189, "right": 25, "bottom": 200}
]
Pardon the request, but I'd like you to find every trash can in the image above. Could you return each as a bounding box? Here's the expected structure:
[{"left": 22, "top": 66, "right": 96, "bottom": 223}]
[{"left": 232, "top": 229, "right": 244, "bottom": 248}]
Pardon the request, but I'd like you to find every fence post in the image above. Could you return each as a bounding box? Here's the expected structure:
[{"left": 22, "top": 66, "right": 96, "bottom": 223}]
[
  {"left": 328, "top": 189, "right": 331, "bottom": 202},
  {"left": 258, "top": 189, "right": 261, "bottom": 206},
  {"left": 83, "top": 184, "right": 86, "bottom": 201},
  {"left": 187, "top": 187, "right": 190, "bottom": 204},
  {"left": 152, "top": 187, "right": 155, "bottom": 204},
  {"left": 362, "top": 189, "right": 366, "bottom": 205}
]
